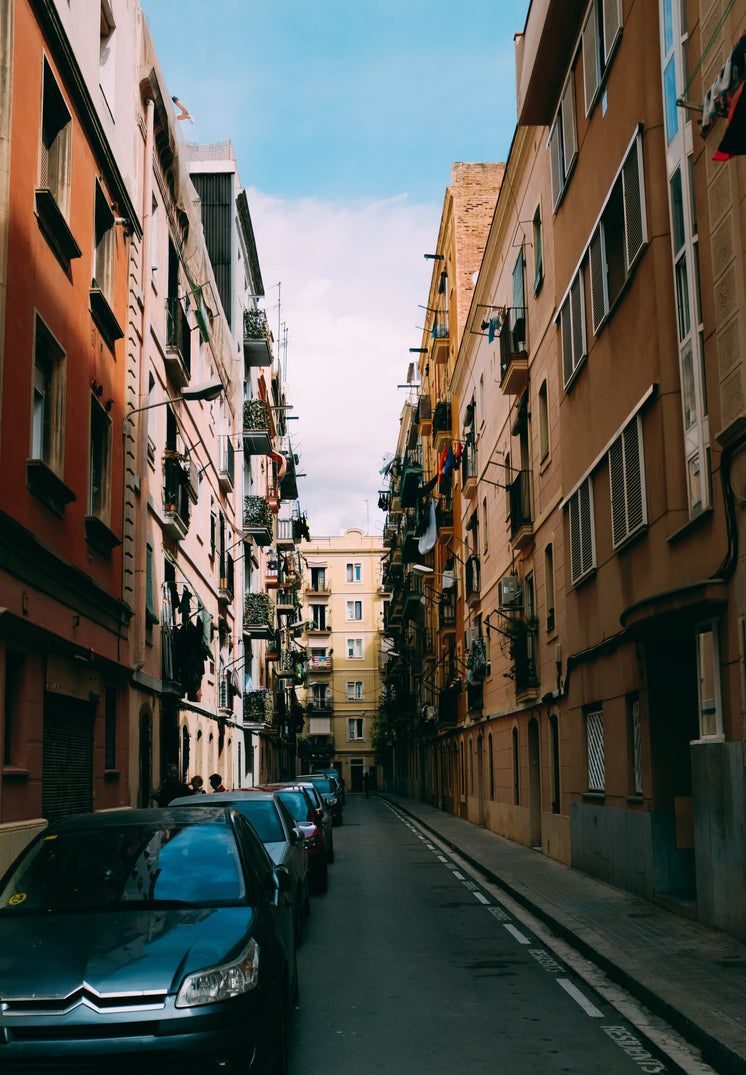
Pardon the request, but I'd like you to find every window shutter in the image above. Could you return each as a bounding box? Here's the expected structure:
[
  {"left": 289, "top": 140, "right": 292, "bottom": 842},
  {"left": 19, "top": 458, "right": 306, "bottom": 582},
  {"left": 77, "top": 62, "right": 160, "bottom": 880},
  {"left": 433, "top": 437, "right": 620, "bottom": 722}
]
[
  {"left": 549, "top": 123, "right": 562, "bottom": 211},
  {"left": 622, "top": 135, "right": 646, "bottom": 270},
  {"left": 560, "top": 296, "right": 574, "bottom": 386},
  {"left": 569, "top": 492, "right": 583, "bottom": 585},
  {"left": 588, "top": 228, "right": 607, "bottom": 333},
  {"left": 602, "top": 0, "right": 623, "bottom": 65},
  {"left": 623, "top": 417, "right": 646, "bottom": 533},
  {"left": 579, "top": 478, "right": 594, "bottom": 576},
  {"left": 560, "top": 78, "right": 577, "bottom": 176},
  {"left": 570, "top": 272, "right": 585, "bottom": 368},
  {"left": 586, "top": 709, "right": 605, "bottom": 791},
  {"left": 582, "top": 3, "right": 600, "bottom": 114},
  {"left": 609, "top": 434, "right": 627, "bottom": 546}
]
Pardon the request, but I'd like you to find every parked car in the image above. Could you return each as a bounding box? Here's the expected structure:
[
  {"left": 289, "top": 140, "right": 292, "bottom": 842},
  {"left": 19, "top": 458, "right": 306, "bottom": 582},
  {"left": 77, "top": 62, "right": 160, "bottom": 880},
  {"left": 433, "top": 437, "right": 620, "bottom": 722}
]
[
  {"left": 300, "top": 772, "right": 343, "bottom": 826},
  {"left": 261, "top": 783, "right": 328, "bottom": 894},
  {"left": 172, "top": 789, "right": 310, "bottom": 945},
  {"left": 266, "top": 779, "right": 334, "bottom": 864},
  {"left": 321, "top": 768, "right": 345, "bottom": 805},
  {"left": 0, "top": 806, "right": 297, "bottom": 1074}
]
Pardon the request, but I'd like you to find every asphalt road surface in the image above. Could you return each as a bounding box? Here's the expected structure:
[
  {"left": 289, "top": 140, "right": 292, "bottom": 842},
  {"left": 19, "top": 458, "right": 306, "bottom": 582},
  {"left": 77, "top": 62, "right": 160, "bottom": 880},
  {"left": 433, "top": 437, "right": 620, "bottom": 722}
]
[{"left": 288, "top": 793, "right": 690, "bottom": 1075}]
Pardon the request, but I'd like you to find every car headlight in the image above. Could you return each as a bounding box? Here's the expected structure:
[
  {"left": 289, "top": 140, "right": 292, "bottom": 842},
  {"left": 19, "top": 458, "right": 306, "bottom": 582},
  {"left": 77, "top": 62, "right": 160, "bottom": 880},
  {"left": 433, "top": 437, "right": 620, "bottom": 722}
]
[{"left": 176, "top": 938, "right": 260, "bottom": 1007}]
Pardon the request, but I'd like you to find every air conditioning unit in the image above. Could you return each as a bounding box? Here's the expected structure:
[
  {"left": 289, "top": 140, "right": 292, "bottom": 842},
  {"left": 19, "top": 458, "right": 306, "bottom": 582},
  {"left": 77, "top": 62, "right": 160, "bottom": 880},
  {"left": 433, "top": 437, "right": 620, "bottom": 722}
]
[
  {"left": 498, "top": 575, "right": 522, "bottom": 608},
  {"left": 464, "top": 626, "right": 479, "bottom": 651}
]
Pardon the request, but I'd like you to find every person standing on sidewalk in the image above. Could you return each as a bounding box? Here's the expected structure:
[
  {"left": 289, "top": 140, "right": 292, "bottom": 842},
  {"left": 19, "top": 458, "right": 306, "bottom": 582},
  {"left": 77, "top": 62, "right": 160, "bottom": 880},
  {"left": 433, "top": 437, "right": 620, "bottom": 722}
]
[{"left": 362, "top": 771, "right": 370, "bottom": 798}]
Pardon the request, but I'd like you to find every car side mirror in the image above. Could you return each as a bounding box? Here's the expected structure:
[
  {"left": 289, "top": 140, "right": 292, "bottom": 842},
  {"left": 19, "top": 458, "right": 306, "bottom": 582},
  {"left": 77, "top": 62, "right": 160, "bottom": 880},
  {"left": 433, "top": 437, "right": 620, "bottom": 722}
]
[
  {"left": 270, "top": 865, "right": 291, "bottom": 906},
  {"left": 290, "top": 827, "right": 303, "bottom": 843}
]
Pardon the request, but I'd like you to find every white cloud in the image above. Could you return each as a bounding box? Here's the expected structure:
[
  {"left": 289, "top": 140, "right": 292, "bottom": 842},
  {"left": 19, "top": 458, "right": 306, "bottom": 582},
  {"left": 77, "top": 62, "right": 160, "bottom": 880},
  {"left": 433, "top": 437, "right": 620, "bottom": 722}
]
[{"left": 246, "top": 189, "right": 437, "bottom": 537}]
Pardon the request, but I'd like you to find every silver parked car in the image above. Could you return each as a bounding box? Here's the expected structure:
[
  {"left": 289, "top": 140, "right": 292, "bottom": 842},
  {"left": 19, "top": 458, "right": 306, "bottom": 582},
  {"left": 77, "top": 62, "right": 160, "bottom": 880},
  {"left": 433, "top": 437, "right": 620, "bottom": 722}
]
[{"left": 172, "top": 789, "right": 310, "bottom": 945}]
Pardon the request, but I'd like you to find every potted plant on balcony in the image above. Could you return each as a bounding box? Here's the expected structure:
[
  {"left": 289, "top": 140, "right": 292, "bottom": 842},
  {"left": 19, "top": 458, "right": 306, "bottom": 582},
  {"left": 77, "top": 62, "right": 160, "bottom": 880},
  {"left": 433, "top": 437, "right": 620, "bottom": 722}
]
[
  {"left": 243, "top": 307, "right": 271, "bottom": 340},
  {"left": 244, "top": 494, "right": 273, "bottom": 531},
  {"left": 243, "top": 688, "right": 273, "bottom": 723},
  {"left": 243, "top": 397, "right": 271, "bottom": 432},
  {"left": 243, "top": 591, "right": 275, "bottom": 631}
]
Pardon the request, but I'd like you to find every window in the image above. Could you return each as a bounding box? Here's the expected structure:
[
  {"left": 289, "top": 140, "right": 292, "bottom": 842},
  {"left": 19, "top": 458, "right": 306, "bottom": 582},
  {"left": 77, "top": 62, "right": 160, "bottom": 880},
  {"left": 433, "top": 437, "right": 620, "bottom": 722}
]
[
  {"left": 533, "top": 206, "right": 543, "bottom": 293},
  {"left": 567, "top": 477, "right": 596, "bottom": 585},
  {"left": 512, "top": 727, "right": 520, "bottom": 805},
  {"left": 544, "top": 543, "right": 555, "bottom": 633},
  {"left": 99, "top": 0, "right": 117, "bottom": 110},
  {"left": 585, "top": 707, "right": 605, "bottom": 792},
  {"left": 346, "top": 681, "right": 363, "bottom": 701},
  {"left": 628, "top": 695, "right": 643, "bottom": 795},
  {"left": 347, "top": 638, "right": 363, "bottom": 659},
  {"left": 348, "top": 717, "right": 364, "bottom": 741},
  {"left": 482, "top": 497, "right": 489, "bottom": 555},
  {"left": 504, "top": 452, "right": 511, "bottom": 519},
  {"left": 346, "top": 562, "right": 362, "bottom": 583},
  {"left": 549, "top": 73, "right": 578, "bottom": 210},
  {"left": 311, "top": 605, "right": 328, "bottom": 631},
  {"left": 40, "top": 60, "right": 72, "bottom": 216},
  {"left": 310, "top": 566, "right": 327, "bottom": 591},
  {"left": 559, "top": 270, "right": 587, "bottom": 388},
  {"left": 89, "top": 395, "right": 112, "bottom": 521},
  {"left": 346, "top": 600, "right": 362, "bottom": 621},
  {"left": 608, "top": 415, "right": 647, "bottom": 547},
  {"left": 588, "top": 132, "right": 647, "bottom": 335},
  {"left": 145, "top": 544, "right": 158, "bottom": 627},
  {"left": 582, "top": 0, "right": 623, "bottom": 115},
  {"left": 696, "top": 621, "right": 722, "bottom": 739},
  {"left": 538, "top": 380, "right": 549, "bottom": 461},
  {"left": 93, "top": 181, "right": 115, "bottom": 302},
  {"left": 31, "top": 316, "right": 65, "bottom": 472}
]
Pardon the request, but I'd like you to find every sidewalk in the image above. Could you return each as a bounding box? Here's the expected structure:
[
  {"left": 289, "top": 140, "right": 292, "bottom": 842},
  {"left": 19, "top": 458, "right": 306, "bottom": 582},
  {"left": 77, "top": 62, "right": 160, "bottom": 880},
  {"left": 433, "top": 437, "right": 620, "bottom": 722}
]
[{"left": 379, "top": 792, "right": 746, "bottom": 1075}]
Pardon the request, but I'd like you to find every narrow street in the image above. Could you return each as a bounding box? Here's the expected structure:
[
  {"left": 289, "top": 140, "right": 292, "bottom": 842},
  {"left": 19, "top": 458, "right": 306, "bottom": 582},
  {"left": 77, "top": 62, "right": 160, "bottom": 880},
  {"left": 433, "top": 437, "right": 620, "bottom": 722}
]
[{"left": 290, "top": 794, "right": 683, "bottom": 1075}]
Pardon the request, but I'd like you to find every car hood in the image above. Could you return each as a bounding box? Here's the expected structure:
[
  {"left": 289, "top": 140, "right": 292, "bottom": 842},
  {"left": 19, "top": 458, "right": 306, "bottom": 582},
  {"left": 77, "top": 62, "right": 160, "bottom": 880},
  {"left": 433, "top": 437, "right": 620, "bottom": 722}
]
[{"left": 0, "top": 907, "right": 256, "bottom": 999}]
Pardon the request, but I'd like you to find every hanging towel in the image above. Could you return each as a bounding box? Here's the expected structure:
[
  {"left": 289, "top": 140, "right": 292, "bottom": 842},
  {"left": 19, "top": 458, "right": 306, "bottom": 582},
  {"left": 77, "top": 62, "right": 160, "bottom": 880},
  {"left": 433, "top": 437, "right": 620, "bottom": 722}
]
[{"left": 418, "top": 499, "right": 437, "bottom": 555}]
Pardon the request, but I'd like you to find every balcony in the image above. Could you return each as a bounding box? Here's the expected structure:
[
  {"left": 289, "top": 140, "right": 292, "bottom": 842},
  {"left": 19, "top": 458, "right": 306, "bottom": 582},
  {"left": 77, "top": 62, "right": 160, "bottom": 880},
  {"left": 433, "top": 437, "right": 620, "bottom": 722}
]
[
  {"left": 509, "top": 470, "right": 533, "bottom": 549},
  {"left": 439, "top": 592, "right": 457, "bottom": 630},
  {"left": 165, "top": 296, "right": 191, "bottom": 388},
  {"left": 432, "top": 400, "right": 452, "bottom": 454},
  {"left": 219, "top": 554, "right": 234, "bottom": 604},
  {"left": 306, "top": 697, "right": 333, "bottom": 715},
  {"left": 218, "top": 436, "right": 234, "bottom": 492},
  {"left": 513, "top": 626, "right": 539, "bottom": 697},
  {"left": 243, "top": 495, "right": 273, "bottom": 546},
  {"left": 243, "top": 592, "right": 275, "bottom": 639},
  {"left": 276, "top": 585, "right": 300, "bottom": 616},
  {"left": 305, "top": 581, "right": 331, "bottom": 597},
  {"left": 278, "top": 648, "right": 306, "bottom": 681},
  {"left": 465, "top": 555, "right": 480, "bottom": 606},
  {"left": 461, "top": 441, "right": 478, "bottom": 498},
  {"left": 276, "top": 516, "right": 295, "bottom": 549},
  {"left": 499, "top": 307, "right": 529, "bottom": 395},
  {"left": 307, "top": 610, "right": 331, "bottom": 635},
  {"left": 417, "top": 394, "right": 432, "bottom": 434},
  {"left": 308, "top": 654, "right": 332, "bottom": 673},
  {"left": 430, "top": 319, "right": 449, "bottom": 365},
  {"left": 400, "top": 444, "right": 423, "bottom": 509},
  {"left": 280, "top": 451, "right": 298, "bottom": 500},
  {"left": 163, "top": 453, "right": 190, "bottom": 541},
  {"left": 243, "top": 688, "right": 274, "bottom": 726},
  {"left": 243, "top": 308, "right": 273, "bottom": 367},
  {"left": 243, "top": 398, "right": 273, "bottom": 455}
]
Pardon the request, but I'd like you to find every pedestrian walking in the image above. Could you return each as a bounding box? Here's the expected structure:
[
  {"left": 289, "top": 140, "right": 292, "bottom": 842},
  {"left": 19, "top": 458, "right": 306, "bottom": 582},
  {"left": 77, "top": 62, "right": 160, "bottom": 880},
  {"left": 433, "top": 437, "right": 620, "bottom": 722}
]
[
  {"left": 153, "top": 764, "right": 191, "bottom": 806},
  {"left": 209, "top": 773, "right": 226, "bottom": 792},
  {"left": 188, "top": 775, "right": 206, "bottom": 794},
  {"left": 362, "top": 771, "right": 370, "bottom": 798}
]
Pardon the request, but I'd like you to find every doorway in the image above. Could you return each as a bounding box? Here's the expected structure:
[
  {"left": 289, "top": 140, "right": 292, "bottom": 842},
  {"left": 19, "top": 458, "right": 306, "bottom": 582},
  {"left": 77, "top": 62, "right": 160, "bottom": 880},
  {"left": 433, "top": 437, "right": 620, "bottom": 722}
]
[{"left": 528, "top": 717, "right": 542, "bottom": 848}]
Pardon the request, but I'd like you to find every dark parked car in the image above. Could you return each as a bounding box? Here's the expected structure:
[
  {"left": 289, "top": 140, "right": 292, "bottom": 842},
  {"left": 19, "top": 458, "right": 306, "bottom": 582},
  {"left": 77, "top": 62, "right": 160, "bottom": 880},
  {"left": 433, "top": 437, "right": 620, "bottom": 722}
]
[
  {"left": 261, "top": 783, "right": 328, "bottom": 893},
  {"left": 293, "top": 779, "right": 335, "bottom": 861},
  {"left": 300, "top": 772, "right": 343, "bottom": 826},
  {"left": 171, "top": 789, "right": 310, "bottom": 944},
  {"left": 0, "top": 806, "right": 297, "bottom": 1075},
  {"left": 321, "top": 768, "right": 345, "bottom": 805}
]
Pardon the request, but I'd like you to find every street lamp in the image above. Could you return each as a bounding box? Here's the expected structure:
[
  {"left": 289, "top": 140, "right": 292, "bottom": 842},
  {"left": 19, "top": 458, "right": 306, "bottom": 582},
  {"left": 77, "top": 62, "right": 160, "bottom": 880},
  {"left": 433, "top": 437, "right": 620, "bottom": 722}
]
[{"left": 124, "top": 379, "right": 225, "bottom": 424}]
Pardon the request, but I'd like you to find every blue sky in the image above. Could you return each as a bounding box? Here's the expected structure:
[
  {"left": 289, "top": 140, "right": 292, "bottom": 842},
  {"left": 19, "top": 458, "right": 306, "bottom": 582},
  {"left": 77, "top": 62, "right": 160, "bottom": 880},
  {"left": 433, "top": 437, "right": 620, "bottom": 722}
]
[{"left": 141, "top": 0, "right": 531, "bottom": 534}]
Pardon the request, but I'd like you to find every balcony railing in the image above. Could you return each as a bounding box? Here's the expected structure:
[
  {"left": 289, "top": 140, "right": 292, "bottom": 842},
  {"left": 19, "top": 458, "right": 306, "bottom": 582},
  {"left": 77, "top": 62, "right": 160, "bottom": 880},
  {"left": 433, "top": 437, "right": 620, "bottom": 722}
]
[
  {"left": 499, "top": 306, "right": 529, "bottom": 394},
  {"left": 509, "top": 470, "right": 533, "bottom": 547},
  {"left": 243, "top": 398, "right": 272, "bottom": 455},
  {"left": 465, "top": 555, "right": 480, "bottom": 603},
  {"left": 219, "top": 553, "right": 234, "bottom": 603},
  {"left": 163, "top": 453, "right": 190, "bottom": 540},
  {"left": 243, "top": 308, "right": 272, "bottom": 367},
  {"left": 308, "top": 654, "right": 332, "bottom": 672},
  {"left": 243, "top": 592, "right": 275, "bottom": 638},
  {"left": 243, "top": 688, "right": 274, "bottom": 725},
  {"left": 218, "top": 436, "right": 234, "bottom": 491},
  {"left": 513, "top": 626, "right": 539, "bottom": 695},
  {"left": 243, "top": 495, "right": 273, "bottom": 546},
  {"left": 165, "top": 296, "right": 191, "bottom": 387}
]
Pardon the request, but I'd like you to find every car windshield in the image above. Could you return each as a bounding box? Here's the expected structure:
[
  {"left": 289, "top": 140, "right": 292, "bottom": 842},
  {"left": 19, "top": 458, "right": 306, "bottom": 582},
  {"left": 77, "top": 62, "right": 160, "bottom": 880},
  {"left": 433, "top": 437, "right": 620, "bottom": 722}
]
[
  {"left": 0, "top": 821, "right": 246, "bottom": 913},
  {"left": 310, "top": 777, "right": 333, "bottom": 794},
  {"left": 277, "top": 790, "right": 312, "bottom": 822},
  {"left": 233, "top": 800, "right": 284, "bottom": 843}
]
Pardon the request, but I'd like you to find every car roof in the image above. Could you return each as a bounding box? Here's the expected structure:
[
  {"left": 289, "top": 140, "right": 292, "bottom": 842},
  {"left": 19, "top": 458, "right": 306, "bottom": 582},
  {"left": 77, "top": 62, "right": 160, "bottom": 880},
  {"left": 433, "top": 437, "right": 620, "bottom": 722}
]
[{"left": 42, "top": 805, "right": 238, "bottom": 833}]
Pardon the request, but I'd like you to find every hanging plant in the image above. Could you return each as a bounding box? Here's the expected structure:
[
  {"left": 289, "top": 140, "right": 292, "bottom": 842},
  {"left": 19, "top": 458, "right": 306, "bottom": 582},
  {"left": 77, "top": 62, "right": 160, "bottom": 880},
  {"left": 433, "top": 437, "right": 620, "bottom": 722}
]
[
  {"left": 243, "top": 397, "right": 271, "bottom": 431},
  {"left": 243, "top": 688, "right": 273, "bottom": 722},
  {"left": 243, "top": 591, "right": 275, "bottom": 627},
  {"left": 243, "top": 494, "right": 273, "bottom": 529},
  {"left": 243, "top": 308, "right": 271, "bottom": 340}
]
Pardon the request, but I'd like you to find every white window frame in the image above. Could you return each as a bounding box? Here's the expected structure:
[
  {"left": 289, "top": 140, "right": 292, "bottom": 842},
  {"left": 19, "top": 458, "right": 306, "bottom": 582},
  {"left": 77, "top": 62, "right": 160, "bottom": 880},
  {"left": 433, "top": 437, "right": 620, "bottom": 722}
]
[
  {"left": 347, "top": 717, "right": 364, "bottom": 741},
  {"left": 347, "top": 637, "right": 363, "bottom": 659},
  {"left": 559, "top": 269, "right": 587, "bottom": 389},
  {"left": 582, "top": 0, "right": 623, "bottom": 116},
  {"left": 567, "top": 476, "right": 596, "bottom": 586},
  {"left": 40, "top": 59, "right": 72, "bottom": 218},
  {"left": 608, "top": 414, "right": 647, "bottom": 548},
  {"left": 695, "top": 619, "right": 723, "bottom": 740},
  {"left": 346, "top": 562, "right": 362, "bottom": 583},
  {"left": 346, "top": 681, "right": 363, "bottom": 702},
  {"left": 94, "top": 179, "right": 116, "bottom": 302},
  {"left": 346, "top": 600, "right": 362, "bottom": 621}
]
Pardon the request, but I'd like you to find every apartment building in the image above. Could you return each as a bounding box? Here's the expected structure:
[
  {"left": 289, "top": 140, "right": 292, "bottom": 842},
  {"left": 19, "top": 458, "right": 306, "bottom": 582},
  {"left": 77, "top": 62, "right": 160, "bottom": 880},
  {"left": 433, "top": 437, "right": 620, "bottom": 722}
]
[
  {"left": 0, "top": 0, "right": 141, "bottom": 869},
  {"left": 384, "top": 0, "right": 746, "bottom": 940},
  {"left": 299, "top": 530, "right": 387, "bottom": 791}
]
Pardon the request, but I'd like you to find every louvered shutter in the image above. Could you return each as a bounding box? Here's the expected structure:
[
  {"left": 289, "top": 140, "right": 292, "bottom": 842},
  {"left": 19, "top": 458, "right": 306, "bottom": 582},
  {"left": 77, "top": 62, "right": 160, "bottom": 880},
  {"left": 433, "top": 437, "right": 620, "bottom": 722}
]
[
  {"left": 588, "top": 228, "right": 607, "bottom": 333},
  {"left": 579, "top": 478, "right": 594, "bottom": 576},
  {"left": 582, "top": 3, "right": 600, "bottom": 114},
  {"left": 623, "top": 417, "right": 646, "bottom": 534},
  {"left": 569, "top": 492, "right": 582, "bottom": 584},
  {"left": 549, "top": 122, "right": 562, "bottom": 211},
  {"left": 609, "top": 434, "right": 627, "bottom": 546},
  {"left": 570, "top": 274, "right": 585, "bottom": 368},
  {"left": 622, "top": 136, "right": 646, "bottom": 270},
  {"left": 561, "top": 78, "right": 578, "bottom": 176},
  {"left": 602, "top": 0, "right": 623, "bottom": 65},
  {"left": 560, "top": 296, "right": 574, "bottom": 386}
]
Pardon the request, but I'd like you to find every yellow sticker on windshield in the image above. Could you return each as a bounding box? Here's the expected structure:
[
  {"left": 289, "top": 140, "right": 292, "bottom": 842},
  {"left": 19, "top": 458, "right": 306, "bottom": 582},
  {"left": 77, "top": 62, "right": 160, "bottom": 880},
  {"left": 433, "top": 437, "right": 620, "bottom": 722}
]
[
  {"left": 8, "top": 893, "right": 26, "bottom": 905},
  {"left": 44, "top": 834, "right": 58, "bottom": 840}
]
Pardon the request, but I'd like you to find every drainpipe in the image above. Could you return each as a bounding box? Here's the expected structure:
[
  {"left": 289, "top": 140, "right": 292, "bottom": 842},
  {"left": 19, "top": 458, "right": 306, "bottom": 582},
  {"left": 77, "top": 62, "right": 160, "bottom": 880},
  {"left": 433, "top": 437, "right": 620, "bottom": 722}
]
[{"left": 134, "top": 96, "right": 155, "bottom": 672}]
